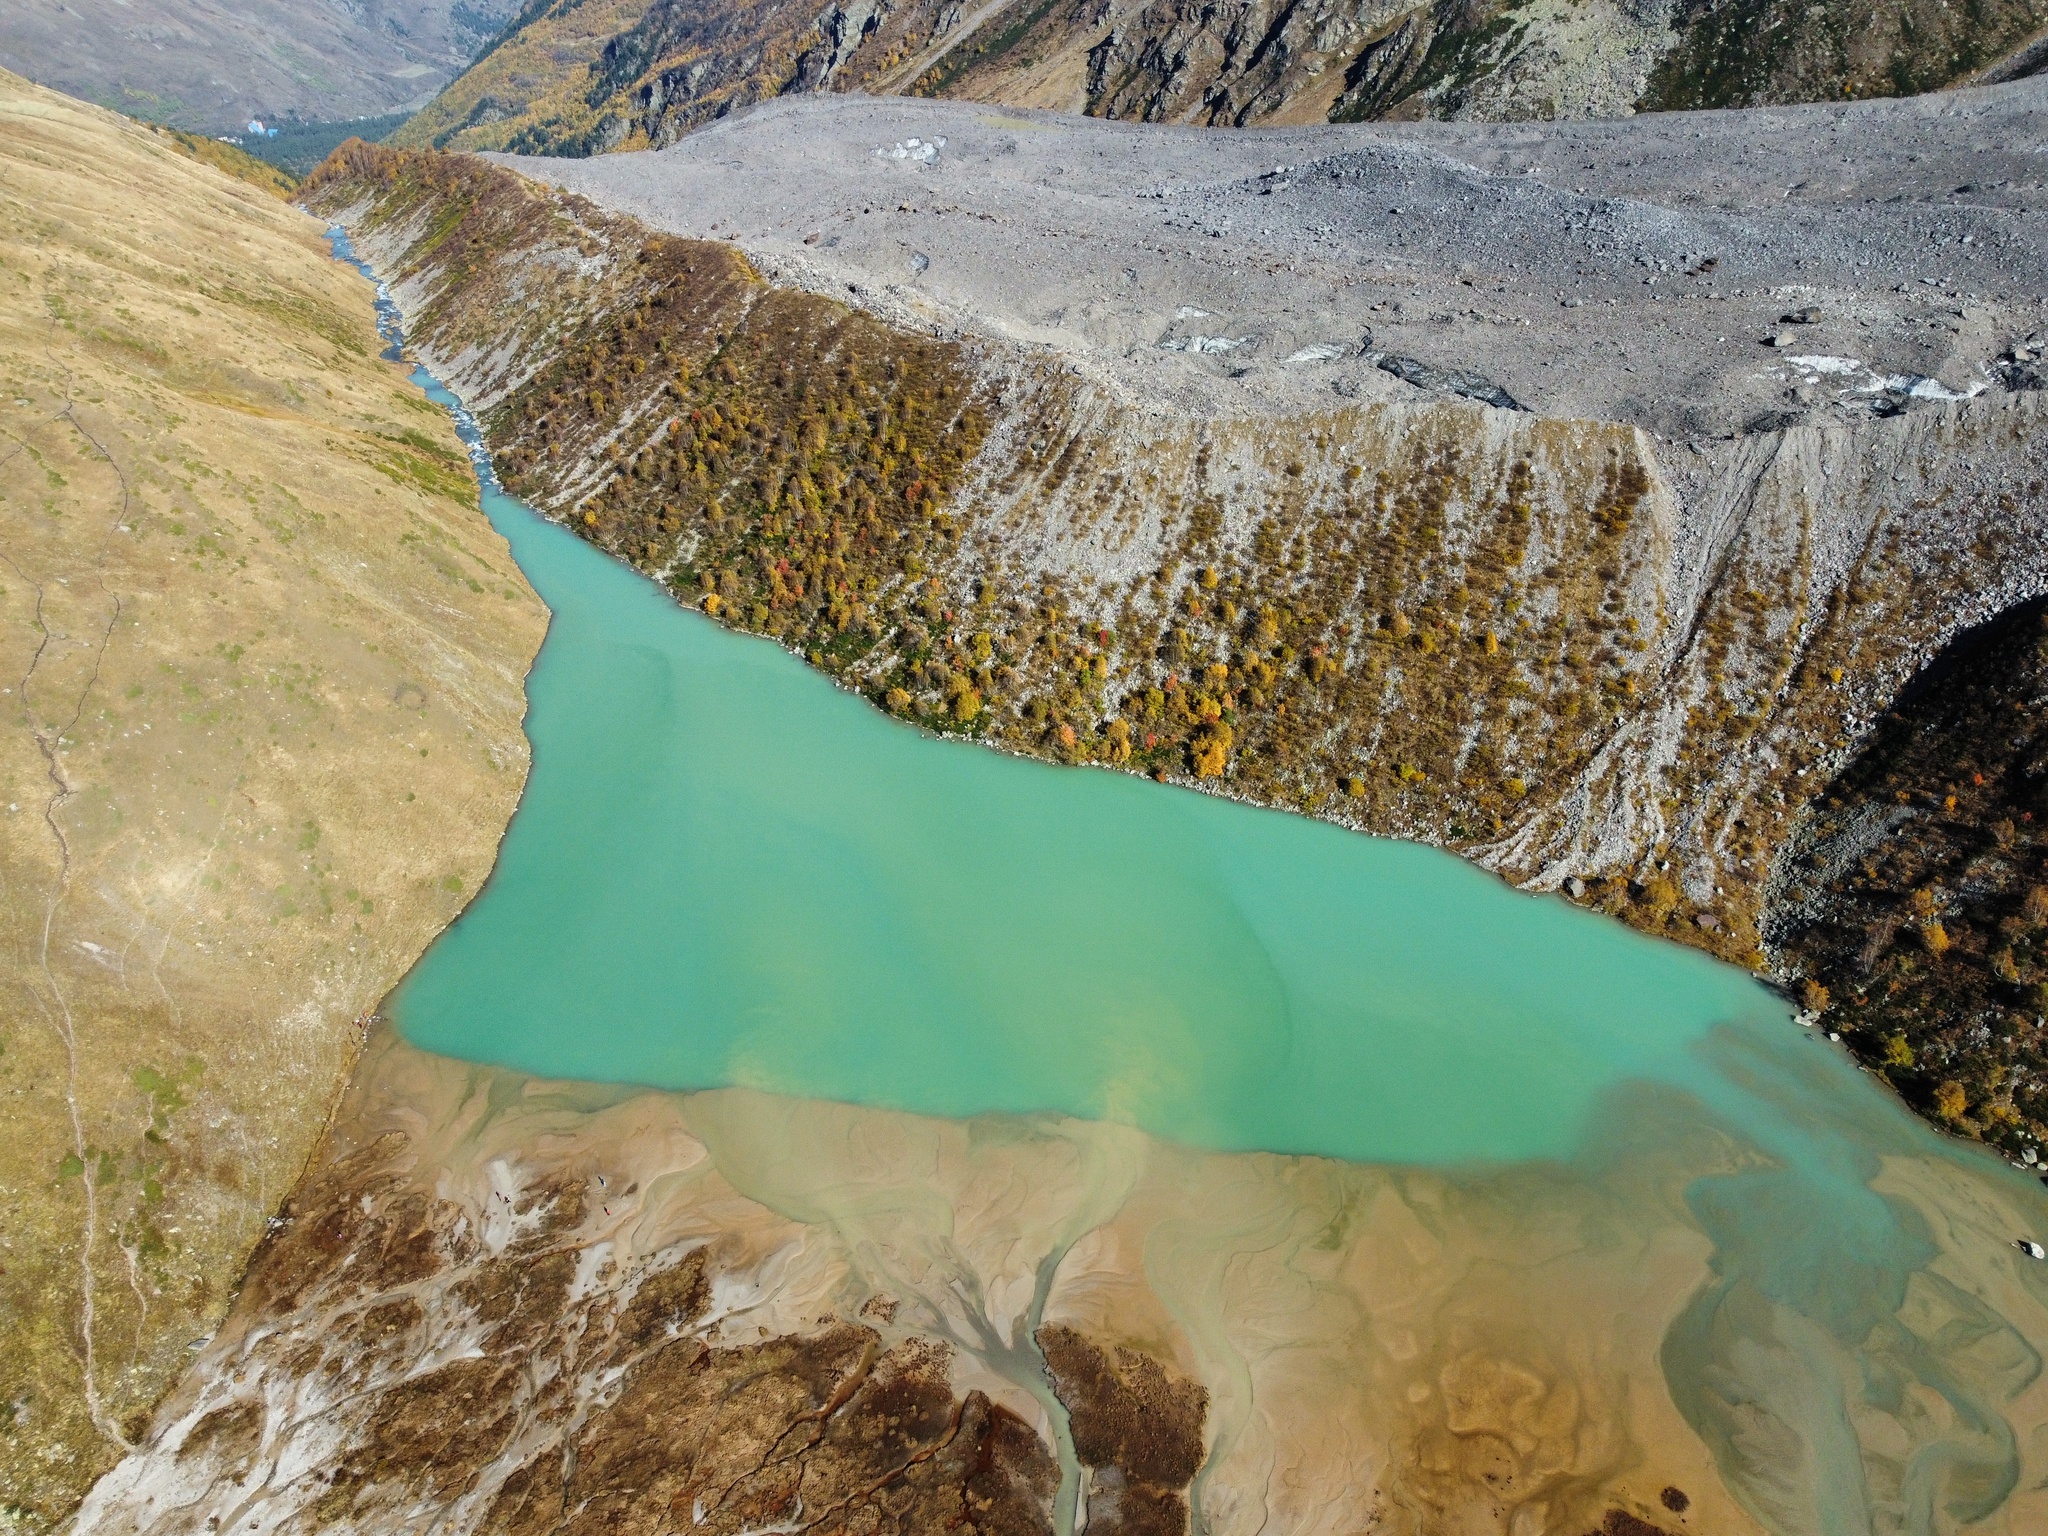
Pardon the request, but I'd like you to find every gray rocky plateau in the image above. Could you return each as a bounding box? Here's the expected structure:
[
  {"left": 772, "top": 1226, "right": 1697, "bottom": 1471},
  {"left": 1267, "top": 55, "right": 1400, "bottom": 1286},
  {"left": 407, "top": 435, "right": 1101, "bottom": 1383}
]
[{"left": 498, "top": 80, "right": 2048, "bottom": 442}]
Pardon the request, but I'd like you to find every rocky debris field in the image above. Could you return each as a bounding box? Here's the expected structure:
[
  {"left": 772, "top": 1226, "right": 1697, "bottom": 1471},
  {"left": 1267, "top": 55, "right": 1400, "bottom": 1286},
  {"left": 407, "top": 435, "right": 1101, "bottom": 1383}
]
[{"left": 505, "top": 79, "right": 2048, "bottom": 440}]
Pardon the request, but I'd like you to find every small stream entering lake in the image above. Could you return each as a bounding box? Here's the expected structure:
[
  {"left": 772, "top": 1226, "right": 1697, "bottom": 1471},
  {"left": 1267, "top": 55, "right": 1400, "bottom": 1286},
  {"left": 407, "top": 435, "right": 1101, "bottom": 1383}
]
[{"left": 331, "top": 230, "right": 2048, "bottom": 1535}]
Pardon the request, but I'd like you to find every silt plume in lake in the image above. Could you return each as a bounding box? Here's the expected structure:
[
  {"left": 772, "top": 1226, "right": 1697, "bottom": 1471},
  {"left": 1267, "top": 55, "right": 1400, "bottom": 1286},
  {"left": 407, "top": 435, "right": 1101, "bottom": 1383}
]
[
  {"left": 391, "top": 362, "right": 2048, "bottom": 1534},
  {"left": 77, "top": 354, "right": 2048, "bottom": 1536}
]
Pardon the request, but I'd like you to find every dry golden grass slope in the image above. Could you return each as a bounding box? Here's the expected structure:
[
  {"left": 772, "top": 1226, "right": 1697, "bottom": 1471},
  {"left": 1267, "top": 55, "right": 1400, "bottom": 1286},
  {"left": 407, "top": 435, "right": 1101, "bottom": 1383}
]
[
  {"left": 0, "top": 71, "right": 547, "bottom": 1528},
  {"left": 140, "top": 126, "right": 299, "bottom": 201}
]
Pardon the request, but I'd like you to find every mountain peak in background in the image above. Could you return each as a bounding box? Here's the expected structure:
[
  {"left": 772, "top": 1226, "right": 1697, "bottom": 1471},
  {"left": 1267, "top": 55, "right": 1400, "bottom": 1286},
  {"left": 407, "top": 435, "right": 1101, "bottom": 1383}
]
[
  {"left": 394, "top": 0, "right": 2048, "bottom": 155},
  {"left": 0, "top": 0, "right": 521, "bottom": 136}
]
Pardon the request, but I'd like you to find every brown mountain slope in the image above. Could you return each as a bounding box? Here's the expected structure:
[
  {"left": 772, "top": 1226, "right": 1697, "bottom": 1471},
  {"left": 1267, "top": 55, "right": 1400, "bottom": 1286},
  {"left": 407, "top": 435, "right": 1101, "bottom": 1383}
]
[
  {"left": 396, "top": 0, "right": 2048, "bottom": 153},
  {"left": 0, "top": 0, "right": 520, "bottom": 136},
  {"left": 0, "top": 72, "right": 546, "bottom": 1527}
]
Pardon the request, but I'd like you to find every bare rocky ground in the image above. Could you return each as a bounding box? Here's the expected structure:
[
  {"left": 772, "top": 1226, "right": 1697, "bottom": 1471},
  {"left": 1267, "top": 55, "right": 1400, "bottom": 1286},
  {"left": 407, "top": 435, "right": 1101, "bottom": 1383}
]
[{"left": 504, "top": 79, "right": 2048, "bottom": 441}]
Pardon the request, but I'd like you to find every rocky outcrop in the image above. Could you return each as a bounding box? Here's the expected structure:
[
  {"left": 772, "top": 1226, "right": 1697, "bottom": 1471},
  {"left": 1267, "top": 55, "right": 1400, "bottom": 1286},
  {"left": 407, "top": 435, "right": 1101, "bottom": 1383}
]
[
  {"left": 1331, "top": 0, "right": 1681, "bottom": 123},
  {"left": 578, "top": 0, "right": 840, "bottom": 150},
  {"left": 1080, "top": 0, "right": 1402, "bottom": 123}
]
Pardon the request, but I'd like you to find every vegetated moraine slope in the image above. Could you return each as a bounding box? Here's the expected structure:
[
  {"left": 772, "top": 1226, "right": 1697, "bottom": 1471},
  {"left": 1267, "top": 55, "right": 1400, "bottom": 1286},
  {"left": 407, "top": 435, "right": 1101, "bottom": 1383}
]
[
  {"left": 1774, "top": 600, "right": 2048, "bottom": 1142},
  {"left": 141, "top": 123, "right": 302, "bottom": 199},
  {"left": 0, "top": 72, "right": 547, "bottom": 1529},
  {"left": 305, "top": 127, "right": 2048, "bottom": 1153},
  {"left": 394, "top": 0, "right": 2048, "bottom": 154},
  {"left": 0, "top": 0, "right": 521, "bottom": 137}
]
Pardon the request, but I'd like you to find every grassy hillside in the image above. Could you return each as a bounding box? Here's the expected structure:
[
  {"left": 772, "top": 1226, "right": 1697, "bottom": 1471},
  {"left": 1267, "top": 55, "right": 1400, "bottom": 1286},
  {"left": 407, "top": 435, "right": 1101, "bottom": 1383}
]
[
  {"left": 142, "top": 124, "right": 298, "bottom": 198},
  {"left": 0, "top": 71, "right": 547, "bottom": 1527}
]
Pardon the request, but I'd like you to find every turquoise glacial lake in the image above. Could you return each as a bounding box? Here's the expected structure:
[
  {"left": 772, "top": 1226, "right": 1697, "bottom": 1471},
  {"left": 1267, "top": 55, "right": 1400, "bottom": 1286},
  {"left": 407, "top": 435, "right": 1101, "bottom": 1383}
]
[
  {"left": 388, "top": 392, "right": 1782, "bottom": 1168},
  {"left": 333, "top": 229, "right": 2048, "bottom": 1536},
  {"left": 364, "top": 314, "right": 2005, "bottom": 1198}
]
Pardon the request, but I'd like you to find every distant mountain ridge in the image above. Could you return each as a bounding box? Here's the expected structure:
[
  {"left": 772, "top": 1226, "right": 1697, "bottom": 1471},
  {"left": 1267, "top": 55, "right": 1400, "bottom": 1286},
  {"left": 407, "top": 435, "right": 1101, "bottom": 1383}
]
[
  {"left": 394, "top": 0, "right": 2048, "bottom": 153},
  {"left": 0, "top": 0, "right": 521, "bottom": 135}
]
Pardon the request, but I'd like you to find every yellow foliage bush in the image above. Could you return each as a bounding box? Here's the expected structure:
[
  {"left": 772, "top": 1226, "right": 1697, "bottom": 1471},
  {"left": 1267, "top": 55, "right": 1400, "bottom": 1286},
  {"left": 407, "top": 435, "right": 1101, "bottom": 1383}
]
[
  {"left": 1934, "top": 1080, "right": 1967, "bottom": 1121},
  {"left": 1190, "top": 719, "right": 1233, "bottom": 778},
  {"left": 1639, "top": 873, "right": 1682, "bottom": 921}
]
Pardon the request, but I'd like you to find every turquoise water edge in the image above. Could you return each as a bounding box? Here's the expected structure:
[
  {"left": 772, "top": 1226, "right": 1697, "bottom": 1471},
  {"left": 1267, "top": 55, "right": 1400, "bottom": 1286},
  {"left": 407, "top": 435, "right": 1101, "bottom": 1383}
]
[
  {"left": 400, "top": 364, "right": 1780, "bottom": 1167},
  {"left": 330, "top": 228, "right": 2048, "bottom": 1535}
]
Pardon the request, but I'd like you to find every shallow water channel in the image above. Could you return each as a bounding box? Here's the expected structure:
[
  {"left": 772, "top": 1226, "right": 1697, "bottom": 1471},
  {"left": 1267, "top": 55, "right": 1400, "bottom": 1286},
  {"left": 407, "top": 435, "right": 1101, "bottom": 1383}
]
[{"left": 333, "top": 229, "right": 2048, "bottom": 1535}]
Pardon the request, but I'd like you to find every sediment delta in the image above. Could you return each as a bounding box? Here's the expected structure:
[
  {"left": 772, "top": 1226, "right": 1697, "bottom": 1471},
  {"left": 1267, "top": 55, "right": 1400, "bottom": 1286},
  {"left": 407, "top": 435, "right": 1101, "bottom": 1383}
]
[{"left": 73, "top": 1020, "right": 2048, "bottom": 1536}]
